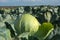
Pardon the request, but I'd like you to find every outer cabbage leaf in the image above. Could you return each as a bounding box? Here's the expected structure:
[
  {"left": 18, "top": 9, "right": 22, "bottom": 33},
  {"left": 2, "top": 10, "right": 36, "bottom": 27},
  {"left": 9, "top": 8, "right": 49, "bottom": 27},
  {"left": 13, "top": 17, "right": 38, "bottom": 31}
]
[{"left": 34, "top": 23, "right": 54, "bottom": 40}]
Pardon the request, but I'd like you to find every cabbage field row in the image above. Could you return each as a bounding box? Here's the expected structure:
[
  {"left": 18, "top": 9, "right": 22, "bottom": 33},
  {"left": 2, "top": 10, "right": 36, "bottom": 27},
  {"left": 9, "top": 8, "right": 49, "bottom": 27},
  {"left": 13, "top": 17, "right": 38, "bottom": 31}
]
[{"left": 0, "top": 6, "right": 60, "bottom": 40}]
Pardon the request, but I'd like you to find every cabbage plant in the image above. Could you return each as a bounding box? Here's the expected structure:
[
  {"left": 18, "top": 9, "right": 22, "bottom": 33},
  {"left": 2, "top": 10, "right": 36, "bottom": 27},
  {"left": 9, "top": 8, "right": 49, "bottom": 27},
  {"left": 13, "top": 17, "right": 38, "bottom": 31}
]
[
  {"left": 14, "top": 14, "right": 41, "bottom": 36},
  {"left": 0, "top": 22, "right": 12, "bottom": 40}
]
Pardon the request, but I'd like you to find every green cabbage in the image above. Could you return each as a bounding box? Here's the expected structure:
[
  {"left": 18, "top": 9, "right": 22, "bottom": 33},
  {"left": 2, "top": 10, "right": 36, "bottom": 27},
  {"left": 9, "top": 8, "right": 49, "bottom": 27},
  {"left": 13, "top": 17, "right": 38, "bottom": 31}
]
[
  {"left": 14, "top": 14, "right": 41, "bottom": 36},
  {"left": 0, "top": 28, "right": 12, "bottom": 40}
]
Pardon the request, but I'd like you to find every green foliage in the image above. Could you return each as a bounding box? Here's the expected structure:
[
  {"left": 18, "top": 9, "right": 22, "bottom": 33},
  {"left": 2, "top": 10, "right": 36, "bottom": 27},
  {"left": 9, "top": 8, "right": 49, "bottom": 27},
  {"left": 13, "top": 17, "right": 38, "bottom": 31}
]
[{"left": 34, "top": 23, "right": 54, "bottom": 40}]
